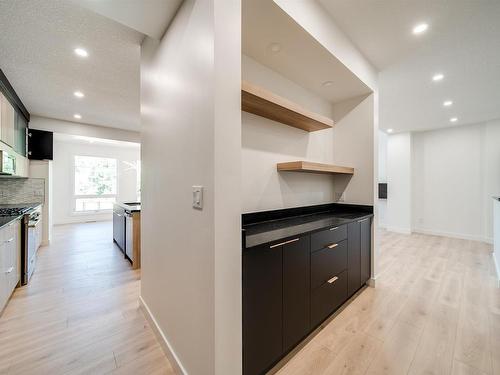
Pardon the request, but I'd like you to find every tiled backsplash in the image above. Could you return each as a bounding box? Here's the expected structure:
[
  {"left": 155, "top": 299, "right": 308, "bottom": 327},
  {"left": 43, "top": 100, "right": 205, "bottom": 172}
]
[{"left": 0, "top": 178, "right": 45, "bottom": 204}]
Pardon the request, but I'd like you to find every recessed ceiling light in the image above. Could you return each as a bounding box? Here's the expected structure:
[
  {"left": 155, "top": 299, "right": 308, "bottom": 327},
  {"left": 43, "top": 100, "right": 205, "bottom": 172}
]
[
  {"left": 73, "top": 114, "right": 82, "bottom": 119},
  {"left": 322, "top": 81, "right": 333, "bottom": 87},
  {"left": 268, "top": 43, "right": 282, "bottom": 53},
  {"left": 450, "top": 117, "right": 458, "bottom": 122},
  {"left": 432, "top": 73, "right": 444, "bottom": 81},
  {"left": 74, "top": 48, "right": 88, "bottom": 57},
  {"left": 387, "top": 129, "right": 394, "bottom": 133},
  {"left": 443, "top": 100, "right": 453, "bottom": 107},
  {"left": 74, "top": 91, "right": 85, "bottom": 98},
  {"left": 412, "top": 23, "right": 429, "bottom": 35}
]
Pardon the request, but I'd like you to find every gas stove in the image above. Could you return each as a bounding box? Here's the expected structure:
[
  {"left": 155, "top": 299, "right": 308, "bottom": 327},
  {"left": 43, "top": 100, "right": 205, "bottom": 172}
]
[{"left": 0, "top": 207, "right": 30, "bottom": 217}]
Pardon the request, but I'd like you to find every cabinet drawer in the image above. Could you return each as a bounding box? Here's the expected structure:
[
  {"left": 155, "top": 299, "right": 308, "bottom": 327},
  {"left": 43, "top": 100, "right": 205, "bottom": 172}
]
[
  {"left": 311, "top": 270, "right": 348, "bottom": 328},
  {"left": 310, "top": 225, "right": 347, "bottom": 252},
  {"left": 311, "top": 240, "right": 347, "bottom": 289}
]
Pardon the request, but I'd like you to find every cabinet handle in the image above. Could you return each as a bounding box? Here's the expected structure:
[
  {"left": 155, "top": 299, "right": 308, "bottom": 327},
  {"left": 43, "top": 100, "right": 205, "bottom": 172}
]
[
  {"left": 327, "top": 243, "right": 338, "bottom": 249},
  {"left": 5, "top": 266, "right": 13, "bottom": 274},
  {"left": 329, "top": 226, "right": 339, "bottom": 231},
  {"left": 5, "top": 237, "right": 13, "bottom": 243},
  {"left": 327, "top": 276, "right": 339, "bottom": 284},
  {"left": 358, "top": 218, "right": 369, "bottom": 223},
  {"left": 116, "top": 213, "right": 122, "bottom": 217},
  {"left": 270, "top": 238, "right": 299, "bottom": 248}
]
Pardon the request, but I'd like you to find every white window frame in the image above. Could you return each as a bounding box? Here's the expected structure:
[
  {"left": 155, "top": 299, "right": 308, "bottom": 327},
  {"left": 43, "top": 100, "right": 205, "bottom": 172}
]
[{"left": 72, "top": 154, "right": 119, "bottom": 215}]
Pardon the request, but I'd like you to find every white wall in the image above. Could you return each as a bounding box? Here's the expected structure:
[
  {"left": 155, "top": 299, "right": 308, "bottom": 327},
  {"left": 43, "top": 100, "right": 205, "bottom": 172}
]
[
  {"left": 140, "top": 0, "right": 241, "bottom": 373},
  {"left": 386, "top": 132, "right": 412, "bottom": 233},
  {"left": 29, "top": 160, "right": 52, "bottom": 244},
  {"left": 412, "top": 120, "right": 500, "bottom": 242},
  {"left": 52, "top": 138, "right": 140, "bottom": 225},
  {"left": 30, "top": 115, "right": 140, "bottom": 143},
  {"left": 242, "top": 55, "right": 374, "bottom": 213},
  {"left": 377, "top": 130, "right": 388, "bottom": 227}
]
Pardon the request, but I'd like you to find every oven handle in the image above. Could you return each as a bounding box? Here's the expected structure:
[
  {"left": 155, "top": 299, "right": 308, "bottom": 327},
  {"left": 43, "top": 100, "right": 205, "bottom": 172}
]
[{"left": 28, "top": 219, "right": 41, "bottom": 228}]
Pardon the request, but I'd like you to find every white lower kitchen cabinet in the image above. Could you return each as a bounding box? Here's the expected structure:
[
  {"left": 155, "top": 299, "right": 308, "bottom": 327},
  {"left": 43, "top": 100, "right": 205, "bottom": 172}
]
[{"left": 0, "top": 219, "right": 21, "bottom": 313}]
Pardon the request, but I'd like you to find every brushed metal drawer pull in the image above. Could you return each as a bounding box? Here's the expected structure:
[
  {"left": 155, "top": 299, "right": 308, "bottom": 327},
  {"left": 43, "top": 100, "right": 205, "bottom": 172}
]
[
  {"left": 327, "top": 276, "right": 339, "bottom": 284},
  {"left": 270, "top": 238, "right": 299, "bottom": 248},
  {"left": 5, "top": 238, "right": 13, "bottom": 243},
  {"left": 327, "top": 243, "right": 338, "bottom": 249},
  {"left": 329, "top": 226, "right": 339, "bottom": 231},
  {"left": 5, "top": 266, "right": 13, "bottom": 274}
]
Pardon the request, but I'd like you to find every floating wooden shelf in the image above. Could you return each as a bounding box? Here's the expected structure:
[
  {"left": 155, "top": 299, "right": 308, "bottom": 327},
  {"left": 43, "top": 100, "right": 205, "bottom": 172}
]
[
  {"left": 241, "top": 81, "right": 333, "bottom": 132},
  {"left": 277, "top": 161, "right": 354, "bottom": 175}
]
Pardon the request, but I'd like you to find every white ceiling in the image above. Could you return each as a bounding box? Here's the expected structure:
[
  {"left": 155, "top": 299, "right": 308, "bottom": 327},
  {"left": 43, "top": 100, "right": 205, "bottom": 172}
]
[
  {"left": 73, "top": 0, "right": 183, "bottom": 40},
  {"left": 0, "top": 0, "right": 182, "bottom": 132},
  {"left": 243, "top": 0, "right": 372, "bottom": 104},
  {"left": 319, "top": 0, "right": 500, "bottom": 132}
]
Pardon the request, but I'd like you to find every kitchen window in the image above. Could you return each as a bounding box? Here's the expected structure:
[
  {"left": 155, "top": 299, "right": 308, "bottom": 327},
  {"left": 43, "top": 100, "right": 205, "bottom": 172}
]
[{"left": 73, "top": 155, "right": 117, "bottom": 212}]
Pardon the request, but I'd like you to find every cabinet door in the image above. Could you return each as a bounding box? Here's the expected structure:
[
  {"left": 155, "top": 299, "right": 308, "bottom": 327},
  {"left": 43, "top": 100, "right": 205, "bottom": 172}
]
[
  {"left": 243, "top": 243, "right": 282, "bottom": 375},
  {"left": 113, "top": 208, "right": 125, "bottom": 251},
  {"left": 347, "top": 222, "right": 361, "bottom": 296},
  {"left": 0, "top": 240, "right": 8, "bottom": 311},
  {"left": 283, "top": 236, "right": 310, "bottom": 352},
  {"left": 1, "top": 94, "right": 15, "bottom": 147},
  {"left": 360, "top": 218, "right": 371, "bottom": 285},
  {"left": 14, "top": 112, "right": 27, "bottom": 156}
]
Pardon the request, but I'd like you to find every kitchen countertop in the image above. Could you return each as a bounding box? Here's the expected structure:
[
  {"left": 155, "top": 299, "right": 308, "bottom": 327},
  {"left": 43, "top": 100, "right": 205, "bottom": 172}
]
[
  {"left": 115, "top": 202, "right": 141, "bottom": 213},
  {"left": 0, "top": 203, "right": 42, "bottom": 230},
  {"left": 243, "top": 203, "right": 373, "bottom": 249}
]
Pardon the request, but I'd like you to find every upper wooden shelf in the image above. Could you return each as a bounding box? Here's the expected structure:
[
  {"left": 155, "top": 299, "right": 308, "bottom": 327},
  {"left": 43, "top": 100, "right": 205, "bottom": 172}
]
[
  {"left": 277, "top": 161, "right": 354, "bottom": 175},
  {"left": 241, "top": 81, "right": 334, "bottom": 132}
]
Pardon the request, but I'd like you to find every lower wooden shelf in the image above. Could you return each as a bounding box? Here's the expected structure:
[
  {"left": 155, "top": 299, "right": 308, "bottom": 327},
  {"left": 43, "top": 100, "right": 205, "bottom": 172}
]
[{"left": 277, "top": 161, "right": 354, "bottom": 175}]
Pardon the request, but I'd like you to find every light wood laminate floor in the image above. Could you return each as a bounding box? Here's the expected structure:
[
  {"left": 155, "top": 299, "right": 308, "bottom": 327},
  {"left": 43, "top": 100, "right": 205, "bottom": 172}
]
[
  {"left": 278, "top": 230, "right": 500, "bottom": 375},
  {"left": 0, "top": 221, "right": 175, "bottom": 375},
  {"left": 1, "top": 224, "right": 499, "bottom": 375}
]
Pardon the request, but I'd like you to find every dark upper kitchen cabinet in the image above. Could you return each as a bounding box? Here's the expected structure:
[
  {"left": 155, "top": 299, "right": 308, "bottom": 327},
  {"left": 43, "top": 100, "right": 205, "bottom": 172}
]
[
  {"left": 243, "top": 242, "right": 283, "bottom": 375},
  {"left": 360, "top": 218, "right": 371, "bottom": 285},
  {"left": 283, "top": 236, "right": 310, "bottom": 352}
]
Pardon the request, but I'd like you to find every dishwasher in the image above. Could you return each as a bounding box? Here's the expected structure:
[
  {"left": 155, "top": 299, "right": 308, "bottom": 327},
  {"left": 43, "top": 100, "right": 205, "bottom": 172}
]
[{"left": 125, "top": 212, "right": 134, "bottom": 263}]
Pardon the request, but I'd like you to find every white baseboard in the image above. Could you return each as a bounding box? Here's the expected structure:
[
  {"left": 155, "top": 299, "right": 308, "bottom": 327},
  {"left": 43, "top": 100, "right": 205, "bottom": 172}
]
[
  {"left": 385, "top": 226, "right": 412, "bottom": 235},
  {"left": 139, "top": 296, "right": 187, "bottom": 375},
  {"left": 413, "top": 228, "right": 491, "bottom": 243},
  {"left": 493, "top": 253, "right": 500, "bottom": 288},
  {"left": 367, "top": 277, "right": 376, "bottom": 287}
]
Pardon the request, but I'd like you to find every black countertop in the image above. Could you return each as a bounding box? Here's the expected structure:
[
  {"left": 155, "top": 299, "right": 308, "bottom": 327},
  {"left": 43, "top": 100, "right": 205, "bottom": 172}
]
[
  {"left": 243, "top": 203, "right": 373, "bottom": 249},
  {"left": 0, "top": 203, "right": 42, "bottom": 230},
  {"left": 114, "top": 202, "right": 141, "bottom": 213}
]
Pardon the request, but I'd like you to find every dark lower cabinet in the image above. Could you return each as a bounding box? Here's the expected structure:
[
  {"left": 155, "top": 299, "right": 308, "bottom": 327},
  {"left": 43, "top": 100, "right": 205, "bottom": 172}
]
[
  {"left": 347, "top": 218, "right": 372, "bottom": 296},
  {"left": 283, "top": 236, "right": 310, "bottom": 352},
  {"left": 347, "top": 222, "right": 361, "bottom": 296},
  {"left": 360, "top": 218, "right": 371, "bottom": 285},
  {"left": 242, "top": 217, "right": 372, "bottom": 375},
  {"left": 243, "top": 242, "right": 283, "bottom": 375},
  {"left": 311, "top": 270, "right": 348, "bottom": 327}
]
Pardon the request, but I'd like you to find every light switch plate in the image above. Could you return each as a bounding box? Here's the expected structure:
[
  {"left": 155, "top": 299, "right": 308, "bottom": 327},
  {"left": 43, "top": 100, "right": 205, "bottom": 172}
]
[{"left": 192, "top": 186, "right": 203, "bottom": 209}]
